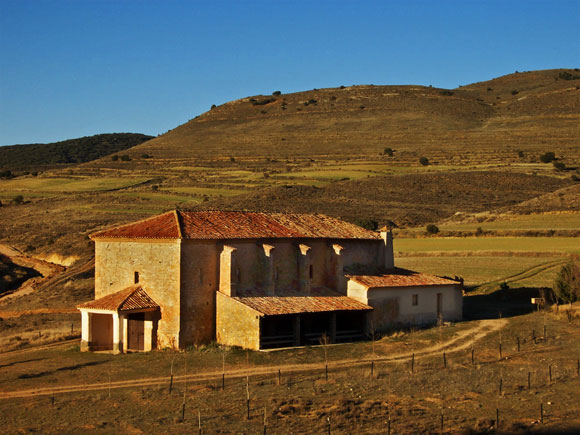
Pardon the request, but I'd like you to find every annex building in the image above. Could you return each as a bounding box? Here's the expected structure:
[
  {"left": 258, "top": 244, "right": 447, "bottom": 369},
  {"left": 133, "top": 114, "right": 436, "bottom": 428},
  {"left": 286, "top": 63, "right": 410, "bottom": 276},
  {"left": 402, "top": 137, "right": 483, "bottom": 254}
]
[{"left": 78, "top": 210, "right": 462, "bottom": 352}]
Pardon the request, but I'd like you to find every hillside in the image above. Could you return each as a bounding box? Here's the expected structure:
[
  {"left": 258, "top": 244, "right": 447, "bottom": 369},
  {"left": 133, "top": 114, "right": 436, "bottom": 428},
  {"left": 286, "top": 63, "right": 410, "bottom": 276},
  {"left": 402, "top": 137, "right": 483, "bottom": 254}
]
[
  {"left": 0, "top": 133, "right": 153, "bottom": 171},
  {"left": 113, "top": 69, "right": 579, "bottom": 165}
]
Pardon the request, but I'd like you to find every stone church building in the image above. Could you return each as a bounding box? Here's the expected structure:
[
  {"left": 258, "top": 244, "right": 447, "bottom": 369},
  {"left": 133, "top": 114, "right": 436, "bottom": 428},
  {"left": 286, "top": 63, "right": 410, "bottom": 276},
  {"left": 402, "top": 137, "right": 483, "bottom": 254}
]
[{"left": 78, "top": 210, "right": 462, "bottom": 352}]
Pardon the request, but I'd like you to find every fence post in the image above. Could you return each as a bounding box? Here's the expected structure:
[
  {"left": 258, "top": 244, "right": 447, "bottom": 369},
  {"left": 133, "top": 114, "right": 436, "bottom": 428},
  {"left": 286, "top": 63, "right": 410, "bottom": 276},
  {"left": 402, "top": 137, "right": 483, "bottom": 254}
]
[
  {"left": 443, "top": 352, "right": 447, "bottom": 369},
  {"left": 278, "top": 369, "right": 281, "bottom": 386},
  {"left": 169, "top": 374, "right": 174, "bottom": 394},
  {"left": 517, "top": 336, "right": 520, "bottom": 352},
  {"left": 325, "top": 364, "right": 328, "bottom": 381},
  {"left": 528, "top": 372, "right": 531, "bottom": 389},
  {"left": 411, "top": 353, "right": 415, "bottom": 373},
  {"left": 471, "top": 348, "right": 474, "bottom": 365},
  {"left": 540, "top": 402, "right": 544, "bottom": 424},
  {"left": 496, "top": 408, "right": 500, "bottom": 431},
  {"left": 440, "top": 413, "right": 444, "bottom": 434},
  {"left": 549, "top": 365, "right": 552, "bottom": 382},
  {"left": 499, "top": 343, "right": 502, "bottom": 360},
  {"left": 371, "top": 361, "right": 374, "bottom": 377},
  {"left": 499, "top": 378, "right": 503, "bottom": 396}
]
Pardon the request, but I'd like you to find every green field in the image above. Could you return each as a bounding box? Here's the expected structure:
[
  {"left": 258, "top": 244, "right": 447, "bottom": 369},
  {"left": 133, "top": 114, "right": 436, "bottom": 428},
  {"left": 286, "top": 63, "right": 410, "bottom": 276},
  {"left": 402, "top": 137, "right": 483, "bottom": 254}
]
[
  {"left": 162, "top": 186, "right": 249, "bottom": 197},
  {"left": 394, "top": 237, "right": 580, "bottom": 254},
  {"left": 435, "top": 212, "right": 580, "bottom": 232},
  {"left": 0, "top": 177, "right": 151, "bottom": 192},
  {"left": 396, "top": 255, "right": 566, "bottom": 287}
]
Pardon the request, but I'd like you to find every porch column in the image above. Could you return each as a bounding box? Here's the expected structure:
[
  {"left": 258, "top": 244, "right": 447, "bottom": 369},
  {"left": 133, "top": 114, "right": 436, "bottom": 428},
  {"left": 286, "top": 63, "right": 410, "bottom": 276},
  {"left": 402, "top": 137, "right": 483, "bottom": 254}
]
[
  {"left": 219, "top": 245, "right": 238, "bottom": 296},
  {"left": 262, "top": 244, "right": 275, "bottom": 295},
  {"left": 298, "top": 244, "right": 311, "bottom": 294},
  {"left": 329, "top": 312, "right": 337, "bottom": 343},
  {"left": 332, "top": 244, "right": 345, "bottom": 293},
  {"left": 122, "top": 316, "right": 128, "bottom": 353},
  {"left": 144, "top": 314, "right": 154, "bottom": 352},
  {"left": 112, "top": 312, "right": 123, "bottom": 354},
  {"left": 293, "top": 315, "right": 301, "bottom": 346},
  {"left": 80, "top": 310, "right": 90, "bottom": 352}
]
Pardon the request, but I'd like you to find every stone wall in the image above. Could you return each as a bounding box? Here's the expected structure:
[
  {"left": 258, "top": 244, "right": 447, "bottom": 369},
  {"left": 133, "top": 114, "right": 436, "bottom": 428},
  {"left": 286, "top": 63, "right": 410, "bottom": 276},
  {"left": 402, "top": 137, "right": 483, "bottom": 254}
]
[
  {"left": 216, "top": 292, "right": 261, "bottom": 349},
  {"left": 94, "top": 239, "right": 181, "bottom": 348}
]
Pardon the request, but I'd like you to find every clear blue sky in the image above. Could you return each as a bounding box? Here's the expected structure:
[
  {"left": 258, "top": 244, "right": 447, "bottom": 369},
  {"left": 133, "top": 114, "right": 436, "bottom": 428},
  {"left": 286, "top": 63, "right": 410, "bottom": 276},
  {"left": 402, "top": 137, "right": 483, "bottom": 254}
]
[{"left": 0, "top": 0, "right": 578, "bottom": 145}]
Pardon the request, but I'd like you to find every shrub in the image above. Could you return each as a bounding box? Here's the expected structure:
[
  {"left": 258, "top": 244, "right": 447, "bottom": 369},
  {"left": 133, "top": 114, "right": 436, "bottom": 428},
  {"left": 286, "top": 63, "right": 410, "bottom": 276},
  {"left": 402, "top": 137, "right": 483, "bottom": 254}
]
[
  {"left": 272, "top": 91, "right": 281, "bottom": 96},
  {"left": 539, "top": 152, "right": 556, "bottom": 163},
  {"left": 558, "top": 71, "right": 580, "bottom": 81},
  {"left": 0, "top": 169, "right": 13, "bottom": 178},
  {"left": 511, "top": 90, "right": 519, "bottom": 95},
  {"left": 141, "top": 153, "right": 151, "bottom": 159},
  {"left": 500, "top": 282, "right": 510, "bottom": 291},
  {"left": 120, "top": 155, "right": 131, "bottom": 161},
  {"left": 151, "top": 185, "right": 159, "bottom": 191},
  {"left": 251, "top": 98, "right": 276, "bottom": 106},
  {"left": 487, "top": 87, "right": 493, "bottom": 91},
  {"left": 419, "top": 157, "right": 429, "bottom": 166},
  {"left": 354, "top": 218, "right": 378, "bottom": 231},
  {"left": 517, "top": 150, "right": 524, "bottom": 158},
  {"left": 426, "top": 224, "right": 439, "bottom": 234},
  {"left": 553, "top": 259, "right": 579, "bottom": 303},
  {"left": 384, "top": 147, "right": 394, "bottom": 157},
  {"left": 12, "top": 195, "right": 24, "bottom": 204},
  {"left": 211, "top": 104, "right": 216, "bottom": 109},
  {"left": 553, "top": 161, "right": 566, "bottom": 171},
  {"left": 111, "top": 155, "right": 119, "bottom": 161},
  {"left": 229, "top": 156, "right": 235, "bottom": 162},
  {"left": 439, "top": 90, "right": 454, "bottom": 96}
]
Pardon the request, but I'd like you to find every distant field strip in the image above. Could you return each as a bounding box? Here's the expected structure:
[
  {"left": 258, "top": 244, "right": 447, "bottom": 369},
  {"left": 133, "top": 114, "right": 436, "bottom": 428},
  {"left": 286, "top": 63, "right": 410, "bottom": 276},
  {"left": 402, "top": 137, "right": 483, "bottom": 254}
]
[
  {"left": 437, "top": 212, "right": 580, "bottom": 231},
  {"left": 0, "top": 177, "right": 151, "bottom": 192},
  {"left": 162, "top": 186, "right": 249, "bottom": 197},
  {"left": 395, "top": 256, "right": 567, "bottom": 286},
  {"left": 394, "top": 237, "right": 580, "bottom": 254}
]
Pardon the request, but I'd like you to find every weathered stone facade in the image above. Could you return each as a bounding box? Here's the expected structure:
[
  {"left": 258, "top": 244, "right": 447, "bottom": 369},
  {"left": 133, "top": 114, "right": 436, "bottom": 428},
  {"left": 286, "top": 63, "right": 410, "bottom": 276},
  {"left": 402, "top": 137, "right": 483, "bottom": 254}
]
[{"left": 79, "top": 211, "right": 462, "bottom": 352}]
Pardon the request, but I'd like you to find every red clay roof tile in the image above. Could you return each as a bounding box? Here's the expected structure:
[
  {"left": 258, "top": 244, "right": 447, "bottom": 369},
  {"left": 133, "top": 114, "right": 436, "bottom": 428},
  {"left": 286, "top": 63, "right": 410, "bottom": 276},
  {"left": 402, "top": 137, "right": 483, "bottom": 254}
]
[
  {"left": 90, "top": 210, "right": 380, "bottom": 241},
  {"left": 348, "top": 268, "right": 460, "bottom": 289},
  {"left": 232, "top": 288, "right": 372, "bottom": 316},
  {"left": 77, "top": 285, "right": 159, "bottom": 312}
]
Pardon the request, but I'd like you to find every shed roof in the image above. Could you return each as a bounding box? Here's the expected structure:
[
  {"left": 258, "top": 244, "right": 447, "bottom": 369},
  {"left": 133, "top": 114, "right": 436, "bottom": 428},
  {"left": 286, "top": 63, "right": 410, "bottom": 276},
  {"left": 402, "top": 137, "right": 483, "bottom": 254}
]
[
  {"left": 77, "top": 285, "right": 159, "bottom": 312},
  {"left": 231, "top": 288, "right": 372, "bottom": 316},
  {"left": 348, "top": 268, "right": 460, "bottom": 289},
  {"left": 90, "top": 210, "right": 381, "bottom": 241}
]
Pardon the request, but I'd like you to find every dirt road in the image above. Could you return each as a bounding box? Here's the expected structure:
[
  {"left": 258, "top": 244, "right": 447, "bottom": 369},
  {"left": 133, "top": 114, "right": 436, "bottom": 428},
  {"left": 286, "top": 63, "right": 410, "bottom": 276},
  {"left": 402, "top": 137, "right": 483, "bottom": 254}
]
[{"left": 0, "top": 318, "right": 507, "bottom": 400}]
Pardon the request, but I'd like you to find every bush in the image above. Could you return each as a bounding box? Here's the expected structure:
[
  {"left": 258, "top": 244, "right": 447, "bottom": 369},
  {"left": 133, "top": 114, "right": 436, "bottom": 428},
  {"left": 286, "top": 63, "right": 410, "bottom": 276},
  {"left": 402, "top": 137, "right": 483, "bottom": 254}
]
[
  {"left": 419, "top": 157, "right": 429, "bottom": 166},
  {"left": 111, "top": 155, "right": 119, "bottom": 161},
  {"left": 120, "top": 155, "right": 131, "bottom": 161},
  {"left": 558, "top": 71, "right": 580, "bottom": 81},
  {"left": 12, "top": 195, "right": 24, "bottom": 204},
  {"left": 511, "top": 90, "right": 519, "bottom": 95},
  {"left": 141, "top": 153, "right": 151, "bottom": 159},
  {"left": 517, "top": 150, "right": 524, "bottom": 158},
  {"left": 151, "top": 185, "right": 159, "bottom": 191},
  {"left": 354, "top": 218, "right": 378, "bottom": 231},
  {"left": 553, "top": 161, "right": 566, "bottom": 171},
  {"left": 211, "top": 104, "right": 216, "bottom": 109},
  {"left": 439, "top": 90, "right": 454, "bottom": 96},
  {"left": 553, "top": 259, "right": 579, "bottom": 303},
  {"left": 426, "top": 224, "right": 439, "bottom": 234},
  {"left": 272, "top": 91, "right": 281, "bottom": 96},
  {"left": 500, "top": 282, "right": 510, "bottom": 291},
  {"left": 383, "top": 147, "right": 394, "bottom": 156},
  {"left": 0, "top": 169, "right": 13, "bottom": 178},
  {"left": 539, "top": 152, "right": 556, "bottom": 163}
]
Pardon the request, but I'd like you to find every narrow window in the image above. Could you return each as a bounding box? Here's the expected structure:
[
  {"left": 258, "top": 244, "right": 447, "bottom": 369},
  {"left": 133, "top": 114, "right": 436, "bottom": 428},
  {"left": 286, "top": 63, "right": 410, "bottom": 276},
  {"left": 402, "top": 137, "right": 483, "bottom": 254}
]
[
  {"left": 134, "top": 271, "right": 140, "bottom": 284},
  {"left": 309, "top": 264, "right": 313, "bottom": 279},
  {"left": 412, "top": 294, "right": 418, "bottom": 306}
]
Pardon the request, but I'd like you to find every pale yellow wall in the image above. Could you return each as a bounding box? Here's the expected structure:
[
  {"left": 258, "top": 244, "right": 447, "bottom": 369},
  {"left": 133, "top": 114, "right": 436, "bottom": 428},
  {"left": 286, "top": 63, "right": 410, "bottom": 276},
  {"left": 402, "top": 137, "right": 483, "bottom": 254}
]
[
  {"left": 348, "top": 281, "right": 462, "bottom": 331},
  {"left": 94, "top": 239, "right": 181, "bottom": 348},
  {"left": 216, "top": 292, "right": 261, "bottom": 350},
  {"left": 180, "top": 241, "right": 219, "bottom": 346}
]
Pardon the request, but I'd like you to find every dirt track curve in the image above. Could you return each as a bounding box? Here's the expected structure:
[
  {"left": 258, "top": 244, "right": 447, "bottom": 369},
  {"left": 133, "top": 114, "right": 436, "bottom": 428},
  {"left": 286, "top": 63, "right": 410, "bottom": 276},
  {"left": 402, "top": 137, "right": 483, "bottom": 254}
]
[{"left": 0, "top": 318, "right": 507, "bottom": 400}]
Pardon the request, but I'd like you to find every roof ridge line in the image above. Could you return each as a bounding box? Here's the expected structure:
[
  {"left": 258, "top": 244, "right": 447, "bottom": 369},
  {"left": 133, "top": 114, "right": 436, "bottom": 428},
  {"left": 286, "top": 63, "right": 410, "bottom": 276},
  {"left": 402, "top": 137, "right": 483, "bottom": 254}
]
[{"left": 174, "top": 210, "right": 183, "bottom": 239}]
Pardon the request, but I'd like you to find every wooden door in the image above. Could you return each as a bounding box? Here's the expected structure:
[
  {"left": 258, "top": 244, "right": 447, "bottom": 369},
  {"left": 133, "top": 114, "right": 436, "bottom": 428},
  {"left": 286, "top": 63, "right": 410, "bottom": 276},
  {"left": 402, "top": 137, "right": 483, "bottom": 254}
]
[{"left": 128, "top": 313, "right": 145, "bottom": 351}]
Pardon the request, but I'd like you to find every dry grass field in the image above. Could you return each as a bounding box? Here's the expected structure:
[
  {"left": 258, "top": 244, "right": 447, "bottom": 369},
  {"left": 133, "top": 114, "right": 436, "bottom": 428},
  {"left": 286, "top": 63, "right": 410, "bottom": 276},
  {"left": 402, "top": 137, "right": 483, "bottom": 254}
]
[{"left": 1, "top": 305, "right": 579, "bottom": 434}]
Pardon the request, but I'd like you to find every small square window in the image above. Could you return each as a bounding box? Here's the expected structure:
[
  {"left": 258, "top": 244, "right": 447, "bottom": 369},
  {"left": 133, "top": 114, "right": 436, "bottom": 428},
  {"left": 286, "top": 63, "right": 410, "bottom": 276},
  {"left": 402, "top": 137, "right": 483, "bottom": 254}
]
[
  {"left": 412, "top": 294, "right": 418, "bottom": 306},
  {"left": 134, "top": 271, "right": 139, "bottom": 284}
]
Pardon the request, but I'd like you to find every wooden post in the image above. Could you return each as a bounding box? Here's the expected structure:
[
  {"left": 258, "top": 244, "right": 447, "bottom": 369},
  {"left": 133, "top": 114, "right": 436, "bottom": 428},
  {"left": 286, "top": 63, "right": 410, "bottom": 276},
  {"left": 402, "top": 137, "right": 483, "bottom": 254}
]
[
  {"left": 517, "top": 336, "right": 520, "bottom": 352},
  {"left": 327, "top": 416, "right": 331, "bottom": 434},
  {"left": 528, "top": 372, "right": 531, "bottom": 389},
  {"left": 443, "top": 352, "right": 447, "bottom": 369},
  {"left": 471, "top": 348, "right": 474, "bottom": 365},
  {"left": 198, "top": 410, "right": 202, "bottom": 435},
  {"left": 532, "top": 329, "right": 536, "bottom": 342},
  {"left": 278, "top": 369, "right": 281, "bottom": 386},
  {"left": 263, "top": 407, "right": 267, "bottom": 435},
  {"left": 181, "top": 403, "right": 186, "bottom": 422},
  {"left": 543, "top": 325, "right": 546, "bottom": 340},
  {"left": 549, "top": 365, "right": 552, "bottom": 382},
  {"left": 540, "top": 402, "right": 544, "bottom": 424},
  {"left": 246, "top": 375, "right": 250, "bottom": 420},
  {"left": 499, "top": 378, "right": 503, "bottom": 396},
  {"left": 496, "top": 408, "right": 500, "bottom": 431},
  {"left": 499, "top": 343, "right": 502, "bottom": 360},
  {"left": 51, "top": 395, "right": 55, "bottom": 407},
  {"left": 71, "top": 323, "right": 74, "bottom": 334},
  {"left": 325, "top": 364, "right": 328, "bottom": 381},
  {"left": 222, "top": 373, "right": 225, "bottom": 390},
  {"left": 411, "top": 353, "right": 415, "bottom": 373},
  {"left": 371, "top": 361, "right": 374, "bottom": 377},
  {"left": 577, "top": 358, "right": 579, "bottom": 376},
  {"left": 169, "top": 374, "right": 174, "bottom": 394},
  {"left": 440, "top": 413, "right": 444, "bottom": 434}
]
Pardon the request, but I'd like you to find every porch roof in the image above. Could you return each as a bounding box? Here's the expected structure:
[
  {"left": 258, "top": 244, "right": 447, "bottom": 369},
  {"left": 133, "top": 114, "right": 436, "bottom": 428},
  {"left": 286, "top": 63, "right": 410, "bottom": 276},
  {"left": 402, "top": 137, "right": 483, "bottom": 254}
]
[
  {"left": 232, "top": 288, "right": 372, "bottom": 316},
  {"left": 77, "top": 285, "right": 159, "bottom": 312}
]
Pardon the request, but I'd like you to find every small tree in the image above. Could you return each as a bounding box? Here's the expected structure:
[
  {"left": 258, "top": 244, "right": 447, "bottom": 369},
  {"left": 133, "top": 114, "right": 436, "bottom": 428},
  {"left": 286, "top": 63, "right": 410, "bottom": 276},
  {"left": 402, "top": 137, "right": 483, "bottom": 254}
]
[
  {"left": 553, "top": 161, "right": 566, "bottom": 171},
  {"left": 540, "top": 152, "right": 555, "bottom": 163},
  {"left": 553, "top": 259, "right": 580, "bottom": 303},
  {"left": 426, "top": 224, "right": 439, "bottom": 234},
  {"left": 111, "top": 155, "right": 119, "bottom": 161},
  {"left": 384, "top": 147, "right": 394, "bottom": 156},
  {"left": 12, "top": 195, "right": 24, "bottom": 204},
  {"left": 419, "top": 157, "right": 429, "bottom": 166},
  {"left": 272, "top": 91, "right": 281, "bottom": 96},
  {"left": 120, "top": 155, "right": 131, "bottom": 161}
]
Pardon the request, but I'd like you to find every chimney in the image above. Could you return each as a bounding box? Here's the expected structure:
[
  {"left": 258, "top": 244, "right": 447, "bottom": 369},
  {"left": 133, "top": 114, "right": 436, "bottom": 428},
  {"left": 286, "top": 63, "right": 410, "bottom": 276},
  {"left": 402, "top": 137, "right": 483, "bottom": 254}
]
[{"left": 379, "top": 226, "right": 394, "bottom": 270}]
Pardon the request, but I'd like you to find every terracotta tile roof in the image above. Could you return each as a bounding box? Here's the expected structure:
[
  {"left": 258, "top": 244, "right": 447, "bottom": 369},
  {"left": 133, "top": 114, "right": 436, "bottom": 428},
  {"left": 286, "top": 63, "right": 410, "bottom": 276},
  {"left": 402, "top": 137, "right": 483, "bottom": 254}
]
[
  {"left": 90, "top": 210, "right": 380, "bottom": 241},
  {"left": 77, "top": 285, "right": 159, "bottom": 312},
  {"left": 231, "top": 288, "right": 372, "bottom": 316},
  {"left": 348, "top": 268, "right": 461, "bottom": 289}
]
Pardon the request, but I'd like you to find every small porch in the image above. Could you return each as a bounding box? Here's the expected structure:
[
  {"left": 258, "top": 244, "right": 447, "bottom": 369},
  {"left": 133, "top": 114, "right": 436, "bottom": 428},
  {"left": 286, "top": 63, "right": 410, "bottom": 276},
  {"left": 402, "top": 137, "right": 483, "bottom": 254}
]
[{"left": 77, "top": 285, "right": 160, "bottom": 353}]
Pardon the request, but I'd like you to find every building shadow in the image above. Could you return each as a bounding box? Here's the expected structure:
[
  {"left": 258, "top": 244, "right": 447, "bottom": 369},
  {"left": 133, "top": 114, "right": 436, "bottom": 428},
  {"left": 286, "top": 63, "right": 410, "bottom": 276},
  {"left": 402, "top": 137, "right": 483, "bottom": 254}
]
[
  {"left": 463, "top": 287, "right": 546, "bottom": 321},
  {"left": 17, "top": 360, "right": 109, "bottom": 379}
]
